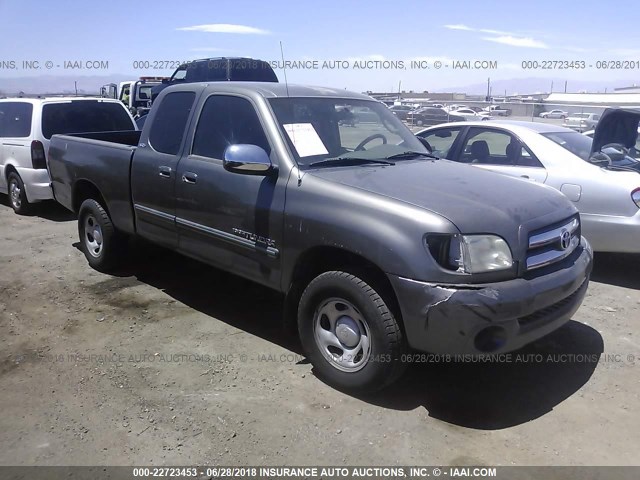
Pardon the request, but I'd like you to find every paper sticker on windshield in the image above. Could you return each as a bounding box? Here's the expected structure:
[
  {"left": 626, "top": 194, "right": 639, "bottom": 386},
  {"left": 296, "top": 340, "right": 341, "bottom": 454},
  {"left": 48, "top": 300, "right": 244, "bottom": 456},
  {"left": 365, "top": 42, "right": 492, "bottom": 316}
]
[{"left": 283, "top": 123, "right": 328, "bottom": 157}]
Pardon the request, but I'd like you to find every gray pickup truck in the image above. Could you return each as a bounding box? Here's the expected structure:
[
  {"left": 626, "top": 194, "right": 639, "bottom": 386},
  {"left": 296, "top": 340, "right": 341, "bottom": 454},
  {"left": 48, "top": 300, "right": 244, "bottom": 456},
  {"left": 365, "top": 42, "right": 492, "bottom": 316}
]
[{"left": 48, "top": 82, "right": 593, "bottom": 392}]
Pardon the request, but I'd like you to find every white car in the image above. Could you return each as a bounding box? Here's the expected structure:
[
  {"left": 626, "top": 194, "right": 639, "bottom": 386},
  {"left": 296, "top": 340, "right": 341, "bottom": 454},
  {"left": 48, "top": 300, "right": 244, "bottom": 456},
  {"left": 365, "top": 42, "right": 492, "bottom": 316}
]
[
  {"left": 0, "top": 97, "right": 136, "bottom": 214},
  {"left": 452, "top": 108, "right": 493, "bottom": 121},
  {"left": 416, "top": 120, "right": 640, "bottom": 253},
  {"left": 539, "top": 109, "right": 568, "bottom": 119}
]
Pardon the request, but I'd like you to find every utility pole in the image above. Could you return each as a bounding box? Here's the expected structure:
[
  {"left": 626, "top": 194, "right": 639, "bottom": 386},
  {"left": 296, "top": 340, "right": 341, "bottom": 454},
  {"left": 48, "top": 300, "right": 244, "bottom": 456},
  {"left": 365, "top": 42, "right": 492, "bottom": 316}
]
[
  {"left": 486, "top": 77, "right": 491, "bottom": 102},
  {"left": 550, "top": 80, "right": 554, "bottom": 93},
  {"left": 564, "top": 80, "right": 567, "bottom": 93},
  {"left": 74, "top": 81, "right": 78, "bottom": 96},
  {"left": 398, "top": 81, "right": 401, "bottom": 101}
]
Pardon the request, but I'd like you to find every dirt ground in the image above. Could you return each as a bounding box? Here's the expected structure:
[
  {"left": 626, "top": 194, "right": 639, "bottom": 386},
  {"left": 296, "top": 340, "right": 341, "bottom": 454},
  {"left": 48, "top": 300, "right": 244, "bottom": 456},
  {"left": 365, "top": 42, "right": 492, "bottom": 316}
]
[{"left": 0, "top": 197, "right": 639, "bottom": 467}]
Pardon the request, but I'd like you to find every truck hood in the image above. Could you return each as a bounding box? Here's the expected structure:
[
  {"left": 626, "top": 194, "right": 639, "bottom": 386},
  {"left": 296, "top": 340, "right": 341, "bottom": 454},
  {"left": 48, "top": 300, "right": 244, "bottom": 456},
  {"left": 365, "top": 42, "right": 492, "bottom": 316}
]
[
  {"left": 591, "top": 108, "right": 640, "bottom": 154},
  {"left": 307, "top": 159, "right": 574, "bottom": 235}
]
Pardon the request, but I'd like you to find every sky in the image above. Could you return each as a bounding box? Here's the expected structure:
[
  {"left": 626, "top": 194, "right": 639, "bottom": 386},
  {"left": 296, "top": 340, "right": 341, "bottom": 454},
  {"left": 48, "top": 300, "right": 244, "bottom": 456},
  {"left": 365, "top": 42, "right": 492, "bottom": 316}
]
[{"left": 1, "top": 0, "right": 640, "bottom": 93}]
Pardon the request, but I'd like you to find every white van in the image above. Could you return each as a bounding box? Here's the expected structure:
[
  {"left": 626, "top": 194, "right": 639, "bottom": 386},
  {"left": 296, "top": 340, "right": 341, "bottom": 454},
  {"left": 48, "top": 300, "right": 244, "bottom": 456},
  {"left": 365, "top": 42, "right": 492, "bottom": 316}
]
[{"left": 0, "top": 97, "right": 135, "bottom": 214}]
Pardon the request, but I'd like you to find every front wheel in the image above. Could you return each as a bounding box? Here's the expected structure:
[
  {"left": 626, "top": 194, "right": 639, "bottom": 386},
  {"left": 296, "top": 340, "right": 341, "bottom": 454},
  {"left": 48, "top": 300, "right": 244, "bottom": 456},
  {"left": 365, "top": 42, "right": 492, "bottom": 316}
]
[
  {"left": 297, "top": 271, "right": 406, "bottom": 393},
  {"left": 78, "top": 199, "right": 126, "bottom": 272}
]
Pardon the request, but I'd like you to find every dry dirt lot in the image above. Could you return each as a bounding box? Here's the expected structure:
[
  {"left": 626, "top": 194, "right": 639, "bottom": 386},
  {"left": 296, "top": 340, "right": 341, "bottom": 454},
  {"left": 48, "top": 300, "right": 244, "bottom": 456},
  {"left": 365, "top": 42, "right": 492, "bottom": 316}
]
[{"left": 0, "top": 198, "right": 639, "bottom": 467}]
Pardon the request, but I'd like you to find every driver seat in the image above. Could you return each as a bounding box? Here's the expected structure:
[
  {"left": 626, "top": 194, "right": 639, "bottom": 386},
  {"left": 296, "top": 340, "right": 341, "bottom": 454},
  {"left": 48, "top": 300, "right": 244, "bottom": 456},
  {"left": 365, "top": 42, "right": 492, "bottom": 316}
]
[{"left": 470, "top": 140, "right": 490, "bottom": 163}]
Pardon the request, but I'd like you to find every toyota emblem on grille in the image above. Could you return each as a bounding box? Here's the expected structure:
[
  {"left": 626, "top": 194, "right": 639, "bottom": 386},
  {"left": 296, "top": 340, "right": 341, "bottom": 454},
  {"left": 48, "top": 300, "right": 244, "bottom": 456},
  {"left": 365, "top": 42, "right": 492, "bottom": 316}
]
[{"left": 560, "top": 229, "right": 571, "bottom": 250}]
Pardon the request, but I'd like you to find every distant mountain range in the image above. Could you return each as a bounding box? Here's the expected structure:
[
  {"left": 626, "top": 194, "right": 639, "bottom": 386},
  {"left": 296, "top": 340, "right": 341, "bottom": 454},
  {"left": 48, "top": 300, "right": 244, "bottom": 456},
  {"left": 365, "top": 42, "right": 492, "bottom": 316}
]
[
  {"left": 1, "top": 74, "right": 637, "bottom": 97},
  {"left": 0, "top": 75, "right": 133, "bottom": 95},
  {"left": 435, "top": 77, "right": 636, "bottom": 96}
]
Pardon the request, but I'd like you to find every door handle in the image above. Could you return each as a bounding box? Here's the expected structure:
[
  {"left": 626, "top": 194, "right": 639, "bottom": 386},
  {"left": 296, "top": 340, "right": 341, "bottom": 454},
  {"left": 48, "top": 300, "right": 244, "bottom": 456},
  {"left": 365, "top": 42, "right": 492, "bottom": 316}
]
[
  {"left": 182, "top": 172, "right": 198, "bottom": 184},
  {"left": 158, "top": 166, "right": 172, "bottom": 178},
  {"left": 520, "top": 175, "right": 530, "bottom": 179}
]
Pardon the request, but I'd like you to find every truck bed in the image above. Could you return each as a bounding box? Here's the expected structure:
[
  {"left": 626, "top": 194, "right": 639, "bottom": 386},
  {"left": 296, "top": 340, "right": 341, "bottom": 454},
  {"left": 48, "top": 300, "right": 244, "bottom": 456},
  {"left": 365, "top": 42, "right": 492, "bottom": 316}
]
[{"left": 48, "top": 130, "right": 140, "bottom": 234}]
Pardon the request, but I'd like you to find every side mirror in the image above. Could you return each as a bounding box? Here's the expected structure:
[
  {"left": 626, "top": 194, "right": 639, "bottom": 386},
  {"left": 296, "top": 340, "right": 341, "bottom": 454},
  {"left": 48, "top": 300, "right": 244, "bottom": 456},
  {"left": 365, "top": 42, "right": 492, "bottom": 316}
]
[
  {"left": 223, "top": 144, "right": 274, "bottom": 175},
  {"left": 162, "top": 78, "right": 169, "bottom": 84}
]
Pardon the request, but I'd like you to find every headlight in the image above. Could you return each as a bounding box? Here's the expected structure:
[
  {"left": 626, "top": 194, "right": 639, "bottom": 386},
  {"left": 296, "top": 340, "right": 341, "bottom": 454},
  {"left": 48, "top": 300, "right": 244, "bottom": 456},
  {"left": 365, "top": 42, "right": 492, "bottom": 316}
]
[{"left": 428, "top": 234, "right": 513, "bottom": 274}]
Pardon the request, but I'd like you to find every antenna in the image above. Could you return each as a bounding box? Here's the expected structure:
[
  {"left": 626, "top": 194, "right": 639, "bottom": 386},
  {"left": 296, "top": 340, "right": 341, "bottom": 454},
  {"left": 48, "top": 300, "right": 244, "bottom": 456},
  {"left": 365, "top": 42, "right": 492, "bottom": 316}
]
[
  {"left": 279, "top": 41, "right": 301, "bottom": 186},
  {"left": 280, "top": 41, "right": 290, "bottom": 97}
]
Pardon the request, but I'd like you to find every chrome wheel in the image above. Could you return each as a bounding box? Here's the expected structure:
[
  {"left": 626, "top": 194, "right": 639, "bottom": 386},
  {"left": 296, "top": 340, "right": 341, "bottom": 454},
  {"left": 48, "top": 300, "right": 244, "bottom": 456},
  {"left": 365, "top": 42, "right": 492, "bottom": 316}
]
[
  {"left": 314, "top": 298, "right": 371, "bottom": 372},
  {"left": 9, "top": 179, "right": 21, "bottom": 209},
  {"left": 84, "top": 214, "right": 104, "bottom": 257}
]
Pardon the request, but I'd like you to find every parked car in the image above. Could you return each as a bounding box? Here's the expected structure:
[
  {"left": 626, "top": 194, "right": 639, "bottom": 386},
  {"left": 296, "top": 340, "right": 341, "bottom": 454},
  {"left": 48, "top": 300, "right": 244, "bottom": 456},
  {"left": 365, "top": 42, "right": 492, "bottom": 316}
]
[
  {"left": 563, "top": 113, "right": 600, "bottom": 132},
  {"left": 388, "top": 104, "right": 416, "bottom": 121},
  {"left": 444, "top": 104, "right": 467, "bottom": 112},
  {"left": 150, "top": 57, "right": 278, "bottom": 102},
  {"left": 539, "top": 109, "right": 568, "bottom": 119},
  {"left": 416, "top": 120, "right": 640, "bottom": 253},
  {"left": 453, "top": 108, "right": 493, "bottom": 121},
  {"left": 48, "top": 82, "right": 591, "bottom": 393},
  {"left": 0, "top": 97, "right": 136, "bottom": 214},
  {"left": 405, "top": 107, "right": 466, "bottom": 126},
  {"left": 484, "top": 105, "right": 512, "bottom": 116}
]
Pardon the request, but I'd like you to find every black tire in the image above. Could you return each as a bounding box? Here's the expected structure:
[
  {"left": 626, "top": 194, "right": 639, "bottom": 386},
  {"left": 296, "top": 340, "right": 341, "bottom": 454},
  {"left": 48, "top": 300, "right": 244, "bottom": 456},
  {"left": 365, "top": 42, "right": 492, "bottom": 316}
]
[
  {"left": 78, "top": 198, "right": 126, "bottom": 272},
  {"left": 7, "top": 172, "right": 30, "bottom": 215},
  {"left": 297, "top": 271, "right": 406, "bottom": 393}
]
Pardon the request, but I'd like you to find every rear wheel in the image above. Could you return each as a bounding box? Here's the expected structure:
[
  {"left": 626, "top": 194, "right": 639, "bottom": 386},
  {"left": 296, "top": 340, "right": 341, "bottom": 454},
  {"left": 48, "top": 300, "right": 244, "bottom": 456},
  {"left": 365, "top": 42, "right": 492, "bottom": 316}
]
[
  {"left": 78, "top": 199, "right": 126, "bottom": 272},
  {"left": 298, "top": 271, "right": 406, "bottom": 393},
  {"left": 7, "top": 172, "right": 30, "bottom": 215}
]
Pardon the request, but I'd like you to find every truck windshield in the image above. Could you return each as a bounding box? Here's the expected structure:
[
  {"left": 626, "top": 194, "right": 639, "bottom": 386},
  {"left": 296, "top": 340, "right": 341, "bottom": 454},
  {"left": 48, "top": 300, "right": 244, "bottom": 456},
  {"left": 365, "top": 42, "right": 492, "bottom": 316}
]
[
  {"left": 269, "top": 98, "right": 428, "bottom": 167},
  {"left": 42, "top": 101, "right": 134, "bottom": 139}
]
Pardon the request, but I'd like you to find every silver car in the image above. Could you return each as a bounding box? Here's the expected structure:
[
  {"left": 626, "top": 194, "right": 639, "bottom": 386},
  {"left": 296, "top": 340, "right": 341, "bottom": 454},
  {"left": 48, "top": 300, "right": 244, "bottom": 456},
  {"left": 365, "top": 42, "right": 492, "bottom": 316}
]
[
  {"left": 417, "top": 120, "right": 640, "bottom": 253},
  {"left": 539, "top": 109, "right": 568, "bottom": 119},
  {"left": 563, "top": 113, "right": 600, "bottom": 132}
]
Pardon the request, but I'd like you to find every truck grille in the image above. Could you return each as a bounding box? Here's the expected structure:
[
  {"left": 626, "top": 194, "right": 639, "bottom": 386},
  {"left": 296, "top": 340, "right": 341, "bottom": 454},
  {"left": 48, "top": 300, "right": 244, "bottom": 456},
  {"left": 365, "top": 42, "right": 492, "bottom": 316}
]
[{"left": 526, "top": 217, "right": 580, "bottom": 271}]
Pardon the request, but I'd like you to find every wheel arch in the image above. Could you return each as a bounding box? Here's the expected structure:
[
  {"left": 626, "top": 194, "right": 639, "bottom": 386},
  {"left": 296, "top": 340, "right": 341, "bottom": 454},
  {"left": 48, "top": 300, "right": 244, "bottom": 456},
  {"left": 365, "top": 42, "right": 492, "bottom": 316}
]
[
  {"left": 4, "top": 163, "right": 19, "bottom": 181},
  {"left": 283, "top": 246, "right": 403, "bottom": 334},
  {"left": 72, "top": 179, "right": 109, "bottom": 216}
]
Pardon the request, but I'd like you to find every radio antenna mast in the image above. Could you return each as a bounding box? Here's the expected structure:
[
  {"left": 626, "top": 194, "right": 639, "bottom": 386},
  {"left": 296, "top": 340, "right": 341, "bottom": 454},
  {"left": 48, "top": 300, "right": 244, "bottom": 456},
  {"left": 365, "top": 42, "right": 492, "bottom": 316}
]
[
  {"left": 279, "top": 41, "right": 301, "bottom": 185},
  {"left": 280, "top": 41, "right": 290, "bottom": 97}
]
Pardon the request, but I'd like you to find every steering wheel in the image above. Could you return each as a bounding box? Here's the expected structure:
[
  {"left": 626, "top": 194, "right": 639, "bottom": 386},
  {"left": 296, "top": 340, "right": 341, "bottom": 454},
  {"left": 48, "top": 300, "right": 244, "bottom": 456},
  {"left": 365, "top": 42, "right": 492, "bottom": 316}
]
[
  {"left": 589, "top": 151, "right": 612, "bottom": 167},
  {"left": 601, "top": 143, "right": 629, "bottom": 155},
  {"left": 355, "top": 134, "right": 387, "bottom": 151}
]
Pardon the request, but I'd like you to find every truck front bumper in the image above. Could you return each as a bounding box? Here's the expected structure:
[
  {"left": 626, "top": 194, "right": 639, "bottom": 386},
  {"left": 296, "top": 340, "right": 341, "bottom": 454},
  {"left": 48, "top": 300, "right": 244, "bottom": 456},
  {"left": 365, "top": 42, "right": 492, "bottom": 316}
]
[{"left": 388, "top": 237, "right": 593, "bottom": 355}]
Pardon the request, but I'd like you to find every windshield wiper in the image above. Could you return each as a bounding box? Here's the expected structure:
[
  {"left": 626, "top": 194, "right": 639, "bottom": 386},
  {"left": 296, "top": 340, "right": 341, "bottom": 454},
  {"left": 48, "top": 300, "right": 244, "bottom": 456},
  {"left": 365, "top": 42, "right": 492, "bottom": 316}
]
[
  {"left": 309, "top": 157, "right": 396, "bottom": 168},
  {"left": 384, "top": 151, "right": 440, "bottom": 160}
]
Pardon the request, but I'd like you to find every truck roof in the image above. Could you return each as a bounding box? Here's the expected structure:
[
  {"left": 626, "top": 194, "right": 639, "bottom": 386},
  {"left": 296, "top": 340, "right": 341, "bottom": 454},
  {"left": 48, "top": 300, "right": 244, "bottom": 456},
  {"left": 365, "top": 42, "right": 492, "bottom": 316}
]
[
  {"left": 163, "top": 81, "right": 374, "bottom": 101},
  {"left": 0, "top": 96, "right": 124, "bottom": 104}
]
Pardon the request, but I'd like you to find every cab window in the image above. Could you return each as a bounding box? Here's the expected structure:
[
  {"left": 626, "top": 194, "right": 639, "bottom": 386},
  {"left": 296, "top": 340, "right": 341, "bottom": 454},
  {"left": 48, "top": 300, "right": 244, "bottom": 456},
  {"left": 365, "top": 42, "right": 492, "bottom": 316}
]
[
  {"left": 417, "top": 127, "right": 462, "bottom": 158},
  {"left": 192, "top": 95, "right": 270, "bottom": 160},
  {"left": 460, "top": 128, "right": 542, "bottom": 167}
]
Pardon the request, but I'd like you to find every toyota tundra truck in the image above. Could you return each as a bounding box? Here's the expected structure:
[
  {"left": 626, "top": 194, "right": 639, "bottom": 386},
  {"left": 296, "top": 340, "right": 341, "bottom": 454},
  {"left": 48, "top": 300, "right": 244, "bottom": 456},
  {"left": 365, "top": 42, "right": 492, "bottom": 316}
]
[{"left": 48, "top": 82, "right": 593, "bottom": 393}]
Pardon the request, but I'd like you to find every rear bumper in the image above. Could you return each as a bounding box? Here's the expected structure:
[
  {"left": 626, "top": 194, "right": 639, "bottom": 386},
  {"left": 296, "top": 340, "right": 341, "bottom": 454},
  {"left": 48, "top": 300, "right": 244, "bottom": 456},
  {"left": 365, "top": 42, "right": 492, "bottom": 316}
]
[
  {"left": 582, "top": 211, "right": 640, "bottom": 253},
  {"left": 388, "top": 237, "right": 593, "bottom": 354},
  {"left": 16, "top": 167, "right": 53, "bottom": 202}
]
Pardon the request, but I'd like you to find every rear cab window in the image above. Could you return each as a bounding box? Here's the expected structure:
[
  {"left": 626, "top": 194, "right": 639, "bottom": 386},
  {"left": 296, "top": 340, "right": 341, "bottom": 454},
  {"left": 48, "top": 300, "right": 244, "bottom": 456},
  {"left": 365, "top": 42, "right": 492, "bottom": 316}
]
[
  {"left": 41, "top": 101, "right": 134, "bottom": 139},
  {"left": 148, "top": 92, "right": 196, "bottom": 155},
  {"left": 0, "top": 102, "right": 33, "bottom": 138}
]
